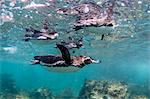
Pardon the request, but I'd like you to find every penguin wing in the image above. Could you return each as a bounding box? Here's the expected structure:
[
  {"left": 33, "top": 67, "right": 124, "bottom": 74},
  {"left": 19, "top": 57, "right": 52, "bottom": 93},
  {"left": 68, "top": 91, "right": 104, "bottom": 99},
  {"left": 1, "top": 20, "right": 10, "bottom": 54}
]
[{"left": 56, "top": 44, "right": 72, "bottom": 65}]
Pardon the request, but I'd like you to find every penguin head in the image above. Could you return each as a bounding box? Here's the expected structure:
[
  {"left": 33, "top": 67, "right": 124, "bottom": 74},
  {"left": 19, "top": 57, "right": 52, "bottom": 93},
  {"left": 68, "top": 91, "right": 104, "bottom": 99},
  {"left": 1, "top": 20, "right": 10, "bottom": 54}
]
[{"left": 82, "top": 56, "right": 100, "bottom": 64}]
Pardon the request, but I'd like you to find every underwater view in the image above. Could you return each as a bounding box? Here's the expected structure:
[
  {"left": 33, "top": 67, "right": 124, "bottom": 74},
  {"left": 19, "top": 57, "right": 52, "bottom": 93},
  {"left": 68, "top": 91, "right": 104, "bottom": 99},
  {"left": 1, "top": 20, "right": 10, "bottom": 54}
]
[{"left": 0, "top": 0, "right": 150, "bottom": 99}]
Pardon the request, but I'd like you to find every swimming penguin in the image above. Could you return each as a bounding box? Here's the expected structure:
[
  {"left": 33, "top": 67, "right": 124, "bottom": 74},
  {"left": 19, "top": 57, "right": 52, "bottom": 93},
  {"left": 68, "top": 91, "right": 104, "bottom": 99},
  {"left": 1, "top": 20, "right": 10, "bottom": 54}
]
[
  {"left": 24, "top": 20, "right": 59, "bottom": 42},
  {"left": 31, "top": 44, "right": 100, "bottom": 72},
  {"left": 57, "top": 37, "right": 83, "bottom": 49},
  {"left": 57, "top": 2, "right": 116, "bottom": 31},
  {"left": 24, "top": 29, "right": 58, "bottom": 41}
]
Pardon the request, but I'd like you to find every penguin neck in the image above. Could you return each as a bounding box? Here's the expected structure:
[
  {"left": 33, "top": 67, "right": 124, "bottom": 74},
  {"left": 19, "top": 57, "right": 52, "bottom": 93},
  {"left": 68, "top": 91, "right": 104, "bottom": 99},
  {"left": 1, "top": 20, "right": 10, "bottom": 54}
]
[{"left": 71, "top": 56, "right": 84, "bottom": 66}]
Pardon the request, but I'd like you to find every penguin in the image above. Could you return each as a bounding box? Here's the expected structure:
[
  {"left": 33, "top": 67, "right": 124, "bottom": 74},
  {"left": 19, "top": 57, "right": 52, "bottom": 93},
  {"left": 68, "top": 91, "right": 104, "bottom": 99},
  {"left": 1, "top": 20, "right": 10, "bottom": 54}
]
[
  {"left": 31, "top": 44, "right": 100, "bottom": 72},
  {"left": 57, "top": 37, "right": 83, "bottom": 49},
  {"left": 24, "top": 29, "right": 58, "bottom": 41},
  {"left": 24, "top": 20, "right": 59, "bottom": 42},
  {"left": 57, "top": 2, "right": 116, "bottom": 31}
]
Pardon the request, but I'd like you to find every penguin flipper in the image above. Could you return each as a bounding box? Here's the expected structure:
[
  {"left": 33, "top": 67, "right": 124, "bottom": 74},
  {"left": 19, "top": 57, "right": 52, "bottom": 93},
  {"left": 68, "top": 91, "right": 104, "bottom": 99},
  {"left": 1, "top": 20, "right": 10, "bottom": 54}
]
[{"left": 56, "top": 44, "right": 72, "bottom": 65}]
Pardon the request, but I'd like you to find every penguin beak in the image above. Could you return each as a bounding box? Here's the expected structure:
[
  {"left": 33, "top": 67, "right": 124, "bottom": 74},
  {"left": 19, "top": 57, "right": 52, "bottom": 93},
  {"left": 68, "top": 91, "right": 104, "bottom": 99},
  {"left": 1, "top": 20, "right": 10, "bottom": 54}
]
[{"left": 91, "top": 59, "right": 100, "bottom": 64}]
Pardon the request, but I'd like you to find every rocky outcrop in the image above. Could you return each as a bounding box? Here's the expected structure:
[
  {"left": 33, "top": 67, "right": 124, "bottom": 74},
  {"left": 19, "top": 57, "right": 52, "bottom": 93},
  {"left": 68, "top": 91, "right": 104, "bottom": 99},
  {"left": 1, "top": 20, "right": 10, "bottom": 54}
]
[
  {"left": 130, "top": 95, "right": 148, "bottom": 99},
  {"left": 30, "top": 87, "right": 54, "bottom": 99},
  {"left": 78, "top": 80, "right": 128, "bottom": 99}
]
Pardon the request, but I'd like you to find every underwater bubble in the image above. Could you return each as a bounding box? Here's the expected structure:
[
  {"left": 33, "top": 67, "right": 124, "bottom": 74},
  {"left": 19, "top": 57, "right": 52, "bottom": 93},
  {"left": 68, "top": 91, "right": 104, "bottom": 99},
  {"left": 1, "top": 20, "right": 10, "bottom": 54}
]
[
  {"left": 9, "top": 2, "right": 15, "bottom": 7},
  {"left": 97, "top": 1, "right": 102, "bottom": 5},
  {"left": 147, "top": 10, "right": 150, "bottom": 13},
  {"left": 121, "top": 3, "right": 125, "bottom": 7},
  {"left": 24, "top": 14, "right": 28, "bottom": 18},
  {"left": 138, "top": 1, "right": 142, "bottom": 4},
  {"left": 35, "top": 11, "right": 39, "bottom": 14},
  {"left": 30, "top": 16, "right": 33, "bottom": 19}
]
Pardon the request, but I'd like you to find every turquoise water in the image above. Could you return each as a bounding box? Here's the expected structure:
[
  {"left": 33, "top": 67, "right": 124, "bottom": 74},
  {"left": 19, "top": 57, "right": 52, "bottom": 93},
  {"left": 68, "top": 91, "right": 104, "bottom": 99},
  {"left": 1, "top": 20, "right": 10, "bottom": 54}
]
[{"left": 0, "top": 0, "right": 150, "bottom": 98}]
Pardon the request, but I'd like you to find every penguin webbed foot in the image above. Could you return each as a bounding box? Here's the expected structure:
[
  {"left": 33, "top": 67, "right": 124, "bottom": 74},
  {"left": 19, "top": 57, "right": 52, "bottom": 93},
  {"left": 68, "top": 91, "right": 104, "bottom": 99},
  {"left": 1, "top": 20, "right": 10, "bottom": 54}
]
[
  {"left": 24, "top": 38, "right": 30, "bottom": 42},
  {"left": 25, "top": 27, "right": 35, "bottom": 32},
  {"left": 24, "top": 34, "right": 32, "bottom": 41},
  {"left": 31, "top": 59, "right": 40, "bottom": 64},
  {"left": 92, "top": 59, "right": 101, "bottom": 64},
  {"left": 101, "top": 34, "right": 105, "bottom": 40},
  {"left": 25, "top": 28, "right": 31, "bottom": 32},
  {"left": 25, "top": 34, "right": 32, "bottom": 37}
]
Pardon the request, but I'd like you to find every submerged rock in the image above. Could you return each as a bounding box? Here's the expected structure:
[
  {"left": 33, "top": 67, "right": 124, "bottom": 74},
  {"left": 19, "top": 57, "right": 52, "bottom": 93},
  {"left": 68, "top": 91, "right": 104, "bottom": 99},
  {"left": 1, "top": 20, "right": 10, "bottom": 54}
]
[
  {"left": 78, "top": 80, "right": 128, "bottom": 99},
  {"left": 57, "top": 37, "right": 83, "bottom": 49},
  {"left": 0, "top": 93, "right": 16, "bottom": 99},
  {"left": 15, "top": 94, "right": 30, "bottom": 99},
  {"left": 107, "top": 82, "right": 128, "bottom": 98},
  {"left": 131, "top": 95, "right": 148, "bottom": 99},
  {"left": 30, "top": 87, "right": 54, "bottom": 99},
  {"left": 0, "top": 73, "right": 18, "bottom": 94},
  {"left": 15, "top": 90, "right": 30, "bottom": 99},
  {"left": 56, "top": 88, "right": 75, "bottom": 99}
]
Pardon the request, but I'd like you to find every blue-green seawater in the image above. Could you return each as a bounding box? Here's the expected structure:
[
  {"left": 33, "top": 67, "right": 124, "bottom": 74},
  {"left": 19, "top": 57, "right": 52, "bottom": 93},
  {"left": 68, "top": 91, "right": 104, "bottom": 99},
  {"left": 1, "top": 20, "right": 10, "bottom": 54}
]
[
  {"left": 0, "top": 0, "right": 150, "bottom": 98},
  {"left": 1, "top": 23, "right": 150, "bottom": 96}
]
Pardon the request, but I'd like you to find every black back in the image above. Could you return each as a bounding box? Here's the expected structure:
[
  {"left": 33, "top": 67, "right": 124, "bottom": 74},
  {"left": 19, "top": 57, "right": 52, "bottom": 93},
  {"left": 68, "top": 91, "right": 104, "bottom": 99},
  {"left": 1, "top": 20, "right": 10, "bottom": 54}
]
[{"left": 34, "top": 55, "right": 63, "bottom": 64}]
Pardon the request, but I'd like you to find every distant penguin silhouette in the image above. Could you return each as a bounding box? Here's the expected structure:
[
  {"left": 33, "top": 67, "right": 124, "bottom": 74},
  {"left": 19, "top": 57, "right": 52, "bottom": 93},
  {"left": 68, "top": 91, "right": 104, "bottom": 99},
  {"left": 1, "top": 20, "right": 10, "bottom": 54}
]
[
  {"left": 57, "top": 37, "right": 83, "bottom": 49},
  {"left": 24, "top": 29, "right": 58, "bottom": 41},
  {"left": 57, "top": 2, "right": 116, "bottom": 31},
  {"left": 31, "top": 44, "right": 100, "bottom": 72},
  {"left": 24, "top": 20, "right": 58, "bottom": 41}
]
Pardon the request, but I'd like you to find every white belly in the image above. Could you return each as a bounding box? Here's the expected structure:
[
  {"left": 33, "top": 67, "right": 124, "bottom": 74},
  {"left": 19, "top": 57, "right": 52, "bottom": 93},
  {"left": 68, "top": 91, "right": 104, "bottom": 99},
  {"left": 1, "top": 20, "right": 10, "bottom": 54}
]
[
  {"left": 43, "top": 66, "right": 81, "bottom": 72},
  {"left": 39, "top": 59, "right": 82, "bottom": 72},
  {"left": 30, "top": 39, "right": 56, "bottom": 45}
]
